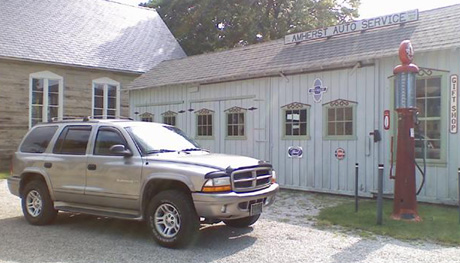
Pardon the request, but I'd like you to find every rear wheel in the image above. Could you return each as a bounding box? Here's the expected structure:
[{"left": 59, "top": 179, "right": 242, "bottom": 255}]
[
  {"left": 146, "top": 190, "right": 199, "bottom": 248},
  {"left": 224, "top": 214, "right": 260, "bottom": 228},
  {"left": 21, "top": 180, "right": 57, "bottom": 225}
]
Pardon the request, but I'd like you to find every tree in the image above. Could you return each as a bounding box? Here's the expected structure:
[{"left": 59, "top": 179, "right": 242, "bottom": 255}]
[{"left": 141, "top": 0, "right": 360, "bottom": 55}]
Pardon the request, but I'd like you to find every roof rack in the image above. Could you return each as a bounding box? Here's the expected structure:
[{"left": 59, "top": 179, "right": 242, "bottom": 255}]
[{"left": 49, "top": 116, "right": 134, "bottom": 123}]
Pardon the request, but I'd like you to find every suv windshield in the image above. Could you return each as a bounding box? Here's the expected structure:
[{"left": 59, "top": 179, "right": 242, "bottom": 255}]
[{"left": 126, "top": 124, "right": 200, "bottom": 155}]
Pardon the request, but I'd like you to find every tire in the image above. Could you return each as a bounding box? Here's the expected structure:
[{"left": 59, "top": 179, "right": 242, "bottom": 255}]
[
  {"left": 146, "top": 190, "right": 199, "bottom": 248},
  {"left": 21, "top": 180, "right": 58, "bottom": 225},
  {"left": 224, "top": 214, "right": 260, "bottom": 228}
]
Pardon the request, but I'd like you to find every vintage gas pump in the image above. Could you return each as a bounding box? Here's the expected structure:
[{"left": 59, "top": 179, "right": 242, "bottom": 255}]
[{"left": 391, "top": 40, "right": 421, "bottom": 221}]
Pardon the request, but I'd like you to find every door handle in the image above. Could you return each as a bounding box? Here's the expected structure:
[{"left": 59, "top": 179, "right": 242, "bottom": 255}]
[
  {"left": 44, "top": 162, "right": 52, "bottom": 169},
  {"left": 87, "top": 164, "right": 97, "bottom": 171}
]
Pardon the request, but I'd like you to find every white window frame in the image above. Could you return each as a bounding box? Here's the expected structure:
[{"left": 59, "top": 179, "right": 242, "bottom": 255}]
[
  {"left": 92, "top": 77, "right": 121, "bottom": 119},
  {"left": 29, "top": 71, "right": 64, "bottom": 128}
]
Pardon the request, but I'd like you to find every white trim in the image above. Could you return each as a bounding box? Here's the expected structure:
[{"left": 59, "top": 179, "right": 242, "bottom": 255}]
[
  {"left": 91, "top": 78, "right": 121, "bottom": 119},
  {"left": 29, "top": 71, "right": 64, "bottom": 128}
]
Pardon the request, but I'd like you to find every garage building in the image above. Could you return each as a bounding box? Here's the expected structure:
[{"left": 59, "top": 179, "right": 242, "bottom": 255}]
[{"left": 129, "top": 5, "right": 460, "bottom": 204}]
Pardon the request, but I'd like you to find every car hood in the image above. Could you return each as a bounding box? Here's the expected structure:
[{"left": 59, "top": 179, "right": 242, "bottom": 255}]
[{"left": 148, "top": 152, "right": 263, "bottom": 170}]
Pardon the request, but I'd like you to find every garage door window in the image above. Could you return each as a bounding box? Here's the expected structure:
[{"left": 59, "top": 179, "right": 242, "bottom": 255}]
[
  {"left": 323, "top": 99, "right": 357, "bottom": 140},
  {"left": 139, "top": 112, "right": 154, "bottom": 122},
  {"left": 162, "top": 111, "right": 177, "bottom": 126},
  {"left": 282, "top": 102, "right": 310, "bottom": 139},
  {"left": 195, "top": 109, "right": 214, "bottom": 139},
  {"left": 225, "top": 107, "right": 246, "bottom": 139}
]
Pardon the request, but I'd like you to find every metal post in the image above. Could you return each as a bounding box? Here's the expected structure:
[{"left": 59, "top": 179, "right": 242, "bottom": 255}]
[
  {"left": 377, "top": 164, "right": 384, "bottom": 225},
  {"left": 355, "top": 163, "right": 359, "bottom": 212},
  {"left": 458, "top": 168, "right": 460, "bottom": 224}
]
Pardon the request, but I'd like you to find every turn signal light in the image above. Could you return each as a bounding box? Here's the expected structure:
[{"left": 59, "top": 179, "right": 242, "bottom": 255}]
[
  {"left": 202, "top": 185, "right": 232, "bottom": 193},
  {"left": 271, "top": 170, "right": 277, "bottom": 184}
]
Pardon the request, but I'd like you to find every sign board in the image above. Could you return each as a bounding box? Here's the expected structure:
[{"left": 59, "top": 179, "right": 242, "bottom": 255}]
[
  {"left": 383, "top": 110, "right": 390, "bottom": 130},
  {"left": 335, "top": 148, "right": 346, "bottom": 160},
  {"left": 451, "top": 75, "right": 458, "bottom": 134},
  {"left": 288, "top": 146, "right": 303, "bottom": 158},
  {"left": 285, "top": 9, "right": 419, "bottom": 44},
  {"left": 308, "top": 78, "right": 327, "bottom": 103}
]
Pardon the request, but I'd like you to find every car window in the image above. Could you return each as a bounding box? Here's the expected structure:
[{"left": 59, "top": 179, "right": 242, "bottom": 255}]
[
  {"left": 20, "top": 126, "right": 58, "bottom": 153},
  {"left": 53, "top": 126, "right": 92, "bottom": 155},
  {"left": 94, "top": 128, "right": 128, "bottom": 156}
]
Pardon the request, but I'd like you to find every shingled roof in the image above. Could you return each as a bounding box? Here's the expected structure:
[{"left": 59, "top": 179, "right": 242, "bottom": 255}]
[
  {"left": 130, "top": 4, "right": 460, "bottom": 89},
  {"left": 0, "top": 0, "right": 186, "bottom": 73}
]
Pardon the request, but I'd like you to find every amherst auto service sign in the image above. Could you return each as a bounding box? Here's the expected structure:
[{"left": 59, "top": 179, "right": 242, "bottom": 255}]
[{"left": 285, "top": 9, "right": 418, "bottom": 44}]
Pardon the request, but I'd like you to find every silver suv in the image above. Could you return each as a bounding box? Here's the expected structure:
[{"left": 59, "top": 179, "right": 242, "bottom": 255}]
[{"left": 7, "top": 119, "right": 279, "bottom": 247}]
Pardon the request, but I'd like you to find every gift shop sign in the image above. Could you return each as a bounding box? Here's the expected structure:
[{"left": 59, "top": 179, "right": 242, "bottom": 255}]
[
  {"left": 451, "top": 75, "right": 458, "bottom": 134},
  {"left": 285, "top": 9, "right": 418, "bottom": 44}
]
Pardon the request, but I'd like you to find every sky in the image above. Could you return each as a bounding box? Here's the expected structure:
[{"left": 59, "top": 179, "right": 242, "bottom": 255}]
[{"left": 358, "top": 0, "right": 460, "bottom": 18}]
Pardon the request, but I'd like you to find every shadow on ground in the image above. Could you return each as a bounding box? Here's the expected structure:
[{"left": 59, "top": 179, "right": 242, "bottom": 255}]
[{"left": 0, "top": 213, "right": 255, "bottom": 263}]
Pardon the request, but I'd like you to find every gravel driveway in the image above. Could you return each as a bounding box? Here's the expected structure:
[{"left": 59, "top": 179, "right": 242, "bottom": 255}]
[{"left": 0, "top": 179, "right": 459, "bottom": 263}]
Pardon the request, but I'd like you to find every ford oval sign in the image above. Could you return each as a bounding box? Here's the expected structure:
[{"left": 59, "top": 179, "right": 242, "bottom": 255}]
[{"left": 288, "top": 146, "right": 303, "bottom": 158}]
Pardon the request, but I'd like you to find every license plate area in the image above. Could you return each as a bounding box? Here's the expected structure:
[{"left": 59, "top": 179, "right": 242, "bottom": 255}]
[{"left": 250, "top": 202, "right": 263, "bottom": 216}]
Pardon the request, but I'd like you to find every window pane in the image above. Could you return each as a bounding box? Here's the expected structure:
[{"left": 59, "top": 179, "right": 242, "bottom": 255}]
[
  {"left": 107, "top": 85, "right": 117, "bottom": 97},
  {"left": 54, "top": 126, "right": 92, "bottom": 155},
  {"left": 233, "top": 126, "right": 238, "bottom": 136},
  {"left": 32, "top": 78, "right": 44, "bottom": 92},
  {"left": 108, "top": 97, "right": 116, "bottom": 109},
  {"left": 328, "top": 123, "right": 335, "bottom": 135},
  {"left": 48, "top": 106, "right": 58, "bottom": 120},
  {"left": 426, "top": 98, "right": 441, "bottom": 117},
  {"left": 416, "top": 79, "right": 425, "bottom": 97},
  {"left": 32, "top": 106, "right": 43, "bottom": 119},
  {"left": 416, "top": 99, "right": 425, "bottom": 117},
  {"left": 427, "top": 140, "right": 441, "bottom": 159},
  {"left": 48, "top": 92, "right": 59, "bottom": 106},
  {"left": 286, "top": 124, "right": 292, "bottom": 136},
  {"left": 198, "top": 115, "right": 203, "bottom": 125},
  {"left": 345, "top": 122, "right": 353, "bottom": 135},
  {"left": 426, "top": 120, "right": 441, "bottom": 139},
  {"left": 94, "top": 96, "right": 103, "bottom": 108},
  {"left": 48, "top": 79, "right": 59, "bottom": 93},
  {"left": 336, "top": 108, "right": 345, "bottom": 121},
  {"left": 233, "top": 114, "right": 239, "bottom": 124},
  {"left": 207, "top": 115, "right": 212, "bottom": 126},
  {"left": 227, "top": 125, "right": 233, "bottom": 136},
  {"left": 293, "top": 126, "right": 300, "bottom": 136},
  {"left": 20, "top": 126, "right": 58, "bottom": 153},
  {"left": 94, "top": 84, "right": 104, "bottom": 96},
  {"left": 239, "top": 125, "right": 244, "bottom": 136},
  {"left": 426, "top": 78, "right": 441, "bottom": 96},
  {"left": 238, "top": 113, "right": 244, "bottom": 124},
  {"left": 107, "top": 110, "right": 116, "bottom": 119},
  {"left": 94, "top": 129, "right": 127, "bottom": 156},
  {"left": 328, "top": 108, "right": 335, "bottom": 121},
  {"left": 344, "top": 107, "right": 352, "bottom": 121},
  {"left": 32, "top": 91, "right": 43, "bottom": 105},
  {"left": 300, "top": 123, "right": 307, "bottom": 135},
  {"left": 94, "top": 109, "right": 103, "bottom": 118},
  {"left": 227, "top": 114, "right": 233, "bottom": 125},
  {"left": 337, "top": 122, "right": 344, "bottom": 135},
  {"left": 300, "top": 109, "right": 307, "bottom": 122},
  {"left": 207, "top": 126, "right": 213, "bottom": 136}
]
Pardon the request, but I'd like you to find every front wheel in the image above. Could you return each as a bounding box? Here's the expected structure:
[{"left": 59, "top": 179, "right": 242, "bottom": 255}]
[
  {"left": 223, "top": 214, "right": 260, "bottom": 228},
  {"left": 146, "top": 190, "right": 199, "bottom": 248},
  {"left": 21, "top": 180, "right": 58, "bottom": 225}
]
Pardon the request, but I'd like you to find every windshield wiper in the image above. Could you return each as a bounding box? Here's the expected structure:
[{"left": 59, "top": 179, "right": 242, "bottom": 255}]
[
  {"left": 146, "top": 149, "right": 176, "bottom": 154},
  {"left": 180, "top": 148, "right": 209, "bottom": 153}
]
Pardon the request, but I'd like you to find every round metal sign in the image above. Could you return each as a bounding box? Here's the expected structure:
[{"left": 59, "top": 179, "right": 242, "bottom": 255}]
[
  {"left": 288, "top": 146, "right": 303, "bottom": 158},
  {"left": 335, "top": 148, "right": 346, "bottom": 160}
]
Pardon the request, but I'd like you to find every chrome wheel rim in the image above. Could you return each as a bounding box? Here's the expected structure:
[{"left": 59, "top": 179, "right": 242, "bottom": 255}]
[
  {"left": 26, "top": 190, "right": 42, "bottom": 217},
  {"left": 154, "top": 203, "right": 181, "bottom": 238}
]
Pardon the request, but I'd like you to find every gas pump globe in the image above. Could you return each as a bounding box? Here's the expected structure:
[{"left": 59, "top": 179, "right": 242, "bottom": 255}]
[{"left": 391, "top": 40, "right": 421, "bottom": 221}]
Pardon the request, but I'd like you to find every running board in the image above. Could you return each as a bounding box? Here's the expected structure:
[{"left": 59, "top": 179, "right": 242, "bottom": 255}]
[{"left": 54, "top": 202, "right": 142, "bottom": 221}]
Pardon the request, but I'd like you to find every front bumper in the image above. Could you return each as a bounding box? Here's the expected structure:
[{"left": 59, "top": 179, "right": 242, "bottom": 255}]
[
  {"left": 192, "top": 183, "right": 279, "bottom": 220},
  {"left": 7, "top": 176, "right": 20, "bottom": 197}
]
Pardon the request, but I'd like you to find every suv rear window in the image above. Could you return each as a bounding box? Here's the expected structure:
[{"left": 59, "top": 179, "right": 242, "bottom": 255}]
[
  {"left": 53, "top": 126, "right": 92, "bottom": 155},
  {"left": 20, "top": 126, "right": 58, "bottom": 153}
]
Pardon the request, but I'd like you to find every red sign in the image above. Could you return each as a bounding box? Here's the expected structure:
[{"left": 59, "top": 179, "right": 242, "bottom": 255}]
[
  {"left": 335, "top": 148, "right": 346, "bottom": 160},
  {"left": 384, "top": 110, "right": 391, "bottom": 130}
]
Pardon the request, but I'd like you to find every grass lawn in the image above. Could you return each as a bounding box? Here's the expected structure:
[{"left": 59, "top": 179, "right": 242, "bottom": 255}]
[
  {"left": 0, "top": 172, "right": 9, "bottom": 179},
  {"left": 318, "top": 199, "right": 460, "bottom": 245}
]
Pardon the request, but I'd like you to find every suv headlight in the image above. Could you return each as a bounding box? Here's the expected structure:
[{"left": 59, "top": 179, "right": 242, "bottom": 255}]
[
  {"left": 202, "top": 177, "right": 231, "bottom": 193},
  {"left": 271, "top": 170, "right": 277, "bottom": 184}
]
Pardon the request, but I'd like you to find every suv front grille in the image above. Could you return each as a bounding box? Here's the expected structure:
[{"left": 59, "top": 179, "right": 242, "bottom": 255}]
[{"left": 232, "top": 167, "right": 272, "bottom": 193}]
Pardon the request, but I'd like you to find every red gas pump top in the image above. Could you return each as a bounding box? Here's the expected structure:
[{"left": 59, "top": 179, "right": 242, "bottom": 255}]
[{"left": 394, "top": 40, "right": 419, "bottom": 74}]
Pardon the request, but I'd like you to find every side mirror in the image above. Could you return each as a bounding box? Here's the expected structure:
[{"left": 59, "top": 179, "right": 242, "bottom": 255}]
[{"left": 109, "top": 144, "right": 133, "bottom": 157}]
